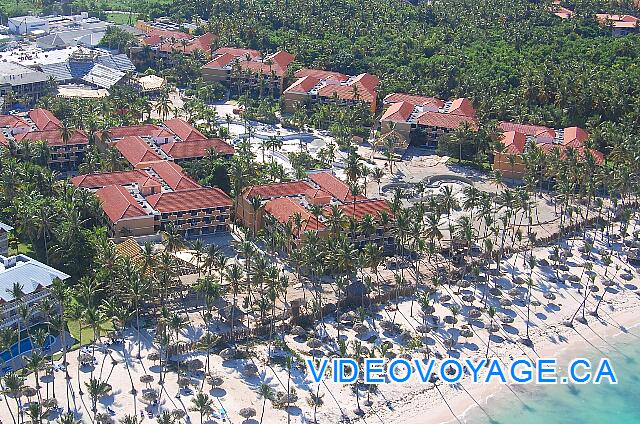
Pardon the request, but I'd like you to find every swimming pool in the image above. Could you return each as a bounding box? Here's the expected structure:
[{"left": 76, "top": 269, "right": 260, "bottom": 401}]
[{"left": 0, "top": 335, "right": 55, "bottom": 362}]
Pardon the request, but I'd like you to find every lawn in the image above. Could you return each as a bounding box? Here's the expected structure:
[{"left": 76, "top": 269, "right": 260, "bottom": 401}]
[
  {"left": 66, "top": 318, "right": 114, "bottom": 349},
  {"left": 106, "top": 12, "right": 135, "bottom": 25}
]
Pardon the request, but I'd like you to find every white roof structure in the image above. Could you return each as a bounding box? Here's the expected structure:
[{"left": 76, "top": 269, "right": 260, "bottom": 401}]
[
  {"left": 0, "top": 223, "right": 12, "bottom": 232},
  {"left": 0, "top": 254, "right": 69, "bottom": 303}
]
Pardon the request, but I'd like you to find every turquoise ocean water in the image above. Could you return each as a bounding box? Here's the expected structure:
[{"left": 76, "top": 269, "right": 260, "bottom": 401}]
[{"left": 466, "top": 328, "right": 640, "bottom": 424}]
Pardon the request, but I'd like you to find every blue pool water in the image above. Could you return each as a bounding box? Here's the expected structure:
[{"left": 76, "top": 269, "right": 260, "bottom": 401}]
[
  {"left": 465, "top": 328, "right": 640, "bottom": 424},
  {"left": 0, "top": 335, "right": 55, "bottom": 362}
]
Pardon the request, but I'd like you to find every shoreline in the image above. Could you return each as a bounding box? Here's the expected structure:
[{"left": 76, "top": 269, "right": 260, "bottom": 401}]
[{"left": 437, "top": 297, "right": 640, "bottom": 424}]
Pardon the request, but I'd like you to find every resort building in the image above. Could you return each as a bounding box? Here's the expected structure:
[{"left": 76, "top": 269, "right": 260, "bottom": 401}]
[
  {"left": 551, "top": 1, "right": 574, "bottom": 19},
  {"left": 202, "top": 48, "right": 295, "bottom": 95},
  {"left": 106, "top": 124, "right": 175, "bottom": 145},
  {"left": 0, "top": 254, "right": 70, "bottom": 329},
  {"left": 0, "top": 222, "right": 12, "bottom": 256},
  {"left": 114, "top": 135, "right": 169, "bottom": 168},
  {"left": 493, "top": 122, "right": 604, "bottom": 180},
  {"left": 136, "top": 30, "right": 216, "bottom": 61},
  {"left": 238, "top": 172, "right": 393, "bottom": 248},
  {"left": 379, "top": 93, "right": 478, "bottom": 147},
  {"left": 0, "top": 63, "right": 50, "bottom": 104},
  {"left": 95, "top": 184, "right": 157, "bottom": 240},
  {"left": 595, "top": 14, "right": 639, "bottom": 36},
  {"left": 0, "top": 114, "right": 31, "bottom": 135},
  {"left": 15, "top": 128, "right": 88, "bottom": 171},
  {"left": 71, "top": 169, "right": 162, "bottom": 195},
  {"left": 160, "top": 138, "right": 235, "bottom": 161},
  {"left": 146, "top": 187, "right": 233, "bottom": 236},
  {"left": 283, "top": 69, "right": 380, "bottom": 113}
]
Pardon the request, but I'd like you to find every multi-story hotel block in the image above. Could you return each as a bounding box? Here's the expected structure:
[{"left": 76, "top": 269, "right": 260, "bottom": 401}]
[
  {"left": 283, "top": 69, "right": 379, "bottom": 113},
  {"left": 147, "top": 187, "right": 233, "bottom": 237},
  {"left": 493, "top": 122, "right": 604, "bottom": 181},
  {"left": 379, "top": 93, "right": 478, "bottom": 147},
  {"left": 202, "top": 48, "right": 295, "bottom": 95},
  {"left": 238, "top": 172, "right": 393, "bottom": 248},
  {"left": 0, "top": 254, "right": 70, "bottom": 329}
]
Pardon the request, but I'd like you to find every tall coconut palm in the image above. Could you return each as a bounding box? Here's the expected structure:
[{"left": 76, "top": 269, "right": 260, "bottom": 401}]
[{"left": 190, "top": 392, "right": 213, "bottom": 424}]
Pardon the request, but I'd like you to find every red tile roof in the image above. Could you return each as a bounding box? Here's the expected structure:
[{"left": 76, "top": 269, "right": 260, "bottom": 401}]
[
  {"left": 142, "top": 29, "right": 192, "bottom": 46},
  {"left": 294, "top": 69, "right": 349, "bottom": 82},
  {"left": 242, "top": 181, "right": 314, "bottom": 199},
  {"left": 562, "top": 126, "right": 589, "bottom": 148},
  {"left": 96, "top": 185, "right": 150, "bottom": 222},
  {"left": 325, "top": 199, "right": 392, "bottom": 221},
  {"left": 0, "top": 132, "right": 9, "bottom": 147},
  {"left": 308, "top": 172, "right": 366, "bottom": 203},
  {"left": 499, "top": 131, "right": 527, "bottom": 155},
  {"left": 213, "top": 47, "right": 262, "bottom": 59},
  {"left": 317, "top": 81, "right": 375, "bottom": 104},
  {"left": 146, "top": 187, "right": 232, "bottom": 212},
  {"left": 161, "top": 138, "right": 234, "bottom": 159},
  {"left": 108, "top": 124, "right": 173, "bottom": 140},
  {"left": 115, "top": 136, "right": 164, "bottom": 166},
  {"left": 267, "top": 50, "right": 295, "bottom": 69},
  {"left": 283, "top": 76, "right": 321, "bottom": 95},
  {"left": 384, "top": 93, "right": 444, "bottom": 108},
  {"left": 29, "top": 108, "right": 61, "bottom": 131},
  {"left": 238, "top": 60, "right": 288, "bottom": 77},
  {"left": 380, "top": 101, "right": 414, "bottom": 122},
  {"left": 416, "top": 111, "right": 478, "bottom": 130},
  {"left": 147, "top": 160, "right": 201, "bottom": 191},
  {"left": 448, "top": 98, "right": 476, "bottom": 117},
  {"left": 203, "top": 52, "right": 237, "bottom": 69},
  {"left": 264, "top": 197, "right": 325, "bottom": 235},
  {"left": 16, "top": 129, "right": 88, "bottom": 146},
  {"left": 499, "top": 121, "right": 556, "bottom": 139},
  {"left": 164, "top": 118, "right": 207, "bottom": 142},
  {"left": 595, "top": 14, "right": 639, "bottom": 28},
  {"left": 0, "top": 115, "right": 30, "bottom": 129},
  {"left": 71, "top": 170, "right": 159, "bottom": 189},
  {"left": 157, "top": 32, "right": 216, "bottom": 54}
]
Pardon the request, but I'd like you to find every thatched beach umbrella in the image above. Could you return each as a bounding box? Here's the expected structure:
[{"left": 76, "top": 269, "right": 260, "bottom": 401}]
[
  {"left": 177, "top": 377, "right": 193, "bottom": 388},
  {"left": 422, "top": 305, "right": 436, "bottom": 314},
  {"left": 512, "top": 276, "right": 524, "bottom": 285},
  {"left": 443, "top": 338, "right": 456, "bottom": 349},
  {"left": 500, "top": 315, "right": 514, "bottom": 324},
  {"left": 306, "top": 338, "right": 322, "bottom": 349},
  {"left": 603, "top": 280, "right": 615, "bottom": 287},
  {"left": 22, "top": 387, "right": 37, "bottom": 398},
  {"left": 468, "top": 309, "right": 482, "bottom": 319},
  {"left": 353, "top": 323, "right": 368, "bottom": 335},
  {"left": 79, "top": 353, "right": 93, "bottom": 364},
  {"left": 439, "top": 294, "right": 452, "bottom": 303},
  {"left": 207, "top": 374, "right": 224, "bottom": 387},
  {"left": 187, "top": 358, "right": 204, "bottom": 371},
  {"left": 42, "top": 398, "right": 57, "bottom": 409},
  {"left": 487, "top": 322, "right": 500, "bottom": 333},
  {"left": 242, "top": 363, "right": 259, "bottom": 376},
  {"left": 489, "top": 287, "right": 502, "bottom": 297},
  {"left": 460, "top": 328, "right": 474, "bottom": 339},
  {"left": 462, "top": 294, "right": 475, "bottom": 304},
  {"left": 239, "top": 407, "right": 257, "bottom": 420},
  {"left": 416, "top": 324, "right": 431, "bottom": 334},
  {"left": 444, "top": 315, "right": 458, "bottom": 326},
  {"left": 291, "top": 326, "right": 306, "bottom": 337},
  {"left": 531, "top": 299, "right": 542, "bottom": 307},
  {"left": 508, "top": 288, "right": 521, "bottom": 297},
  {"left": 171, "top": 409, "right": 186, "bottom": 419},
  {"left": 543, "top": 292, "right": 556, "bottom": 302},
  {"left": 219, "top": 348, "right": 237, "bottom": 360},
  {"left": 140, "top": 374, "right": 154, "bottom": 385},
  {"left": 141, "top": 390, "right": 159, "bottom": 403},
  {"left": 147, "top": 352, "right": 161, "bottom": 362},
  {"left": 499, "top": 298, "right": 512, "bottom": 307}
]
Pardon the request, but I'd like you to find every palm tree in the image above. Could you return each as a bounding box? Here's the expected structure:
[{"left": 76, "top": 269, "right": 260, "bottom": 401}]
[
  {"left": 225, "top": 263, "right": 243, "bottom": 342},
  {"left": 485, "top": 306, "right": 497, "bottom": 360},
  {"left": 85, "top": 377, "right": 111, "bottom": 414},
  {"left": 190, "top": 392, "right": 213, "bottom": 424},
  {"left": 56, "top": 412, "right": 81, "bottom": 424},
  {"left": 3, "top": 373, "right": 23, "bottom": 424},
  {"left": 257, "top": 383, "right": 274, "bottom": 424}
]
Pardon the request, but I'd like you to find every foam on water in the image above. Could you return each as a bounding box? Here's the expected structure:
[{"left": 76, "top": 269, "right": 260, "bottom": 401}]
[{"left": 466, "top": 330, "right": 640, "bottom": 424}]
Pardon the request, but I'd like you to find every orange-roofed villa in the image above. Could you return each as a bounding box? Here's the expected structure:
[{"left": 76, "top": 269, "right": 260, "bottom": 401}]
[
  {"left": 379, "top": 93, "right": 478, "bottom": 148},
  {"left": 493, "top": 121, "right": 604, "bottom": 181}
]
